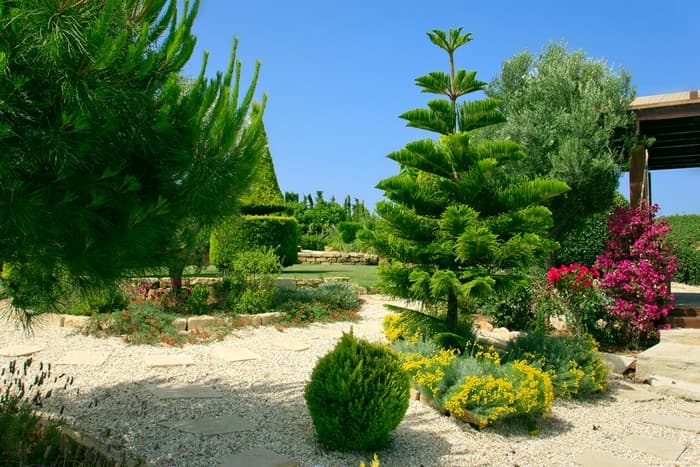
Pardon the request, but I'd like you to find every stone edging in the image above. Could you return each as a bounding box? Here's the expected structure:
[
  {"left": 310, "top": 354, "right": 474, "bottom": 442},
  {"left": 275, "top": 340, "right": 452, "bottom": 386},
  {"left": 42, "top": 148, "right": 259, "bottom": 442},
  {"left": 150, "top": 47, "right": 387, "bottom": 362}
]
[{"left": 35, "top": 312, "right": 285, "bottom": 331}]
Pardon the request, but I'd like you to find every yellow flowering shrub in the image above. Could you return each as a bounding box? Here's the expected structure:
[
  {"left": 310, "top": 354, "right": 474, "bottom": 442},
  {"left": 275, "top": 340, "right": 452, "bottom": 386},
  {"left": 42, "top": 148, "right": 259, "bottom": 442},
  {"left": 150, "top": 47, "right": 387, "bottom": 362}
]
[
  {"left": 444, "top": 360, "right": 553, "bottom": 428},
  {"left": 444, "top": 375, "right": 517, "bottom": 426},
  {"left": 383, "top": 313, "right": 408, "bottom": 342},
  {"left": 401, "top": 349, "right": 456, "bottom": 398}
]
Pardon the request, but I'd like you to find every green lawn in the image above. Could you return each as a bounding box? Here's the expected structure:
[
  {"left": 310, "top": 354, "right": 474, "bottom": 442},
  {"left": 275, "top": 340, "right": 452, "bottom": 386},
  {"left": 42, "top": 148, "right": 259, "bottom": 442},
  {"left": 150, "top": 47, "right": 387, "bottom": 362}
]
[{"left": 280, "top": 264, "right": 379, "bottom": 290}]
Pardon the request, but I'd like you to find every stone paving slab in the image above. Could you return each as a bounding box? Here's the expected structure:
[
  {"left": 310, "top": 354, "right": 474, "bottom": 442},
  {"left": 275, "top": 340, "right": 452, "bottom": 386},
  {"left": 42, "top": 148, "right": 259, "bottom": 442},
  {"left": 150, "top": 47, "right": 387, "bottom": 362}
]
[
  {"left": 163, "top": 414, "right": 253, "bottom": 435},
  {"left": 218, "top": 447, "right": 298, "bottom": 467},
  {"left": 210, "top": 346, "right": 261, "bottom": 362},
  {"left": 621, "top": 434, "right": 687, "bottom": 461},
  {"left": 615, "top": 385, "right": 663, "bottom": 402},
  {"left": 145, "top": 355, "right": 194, "bottom": 367},
  {"left": 640, "top": 414, "right": 700, "bottom": 432},
  {"left": 677, "top": 402, "right": 700, "bottom": 414},
  {"left": 573, "top": 448, "right": 644, "bottom": 467},
  {"left": 268, "top": 335, "right": 309, "bottom": 351},
  {"left": 57, "top": 350, "right": 110, "bottom": 366},
  {"left": 0, "top": 344, "right": 44, "bottom": 357},
  {"left": 599, "top": 352, "right": 635, "bottom": 374},
  {"left": 148, "top": 383, "right": 223, "bottom": 399}
]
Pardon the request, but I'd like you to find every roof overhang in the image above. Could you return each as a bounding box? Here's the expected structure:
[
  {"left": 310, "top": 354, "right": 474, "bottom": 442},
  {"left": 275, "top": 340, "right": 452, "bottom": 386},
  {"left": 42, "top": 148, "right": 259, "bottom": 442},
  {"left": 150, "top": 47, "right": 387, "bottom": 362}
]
[{"left": 631, "top": 90, "right": 700, "bottom": 170}]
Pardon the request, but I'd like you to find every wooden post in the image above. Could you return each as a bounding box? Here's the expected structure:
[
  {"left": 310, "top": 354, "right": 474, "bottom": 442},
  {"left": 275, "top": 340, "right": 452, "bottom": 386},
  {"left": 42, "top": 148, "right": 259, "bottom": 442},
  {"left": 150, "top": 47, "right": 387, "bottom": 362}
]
[{"left": 629, "top": 145, "right": 645, "bottom": 208}]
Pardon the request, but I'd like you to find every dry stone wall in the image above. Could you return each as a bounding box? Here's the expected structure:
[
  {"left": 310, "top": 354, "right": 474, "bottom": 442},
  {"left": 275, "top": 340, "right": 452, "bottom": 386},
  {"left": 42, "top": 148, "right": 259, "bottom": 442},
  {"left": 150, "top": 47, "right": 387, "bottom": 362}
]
[{"left": 297, "top": 250, "right": 378, "bottom": 265}]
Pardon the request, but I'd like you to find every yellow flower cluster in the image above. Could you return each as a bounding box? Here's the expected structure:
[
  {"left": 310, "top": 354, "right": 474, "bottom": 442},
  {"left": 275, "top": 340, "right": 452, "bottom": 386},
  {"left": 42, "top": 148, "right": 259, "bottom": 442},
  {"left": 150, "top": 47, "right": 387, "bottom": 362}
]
[
  {"left": 401, "top": 349, "right": 456, "bottom": 398},
  {"left": 509, "top": 360, "right": 555, "bottom": 414},
  {"left": 382, "top": 313, "right": 421, "bottom": 343},
  {"left": 443, "top": 359, "right": 554, "bottom": 427},
  {"left": 444, "top": 375, "right": 517, "bottom": 425}
]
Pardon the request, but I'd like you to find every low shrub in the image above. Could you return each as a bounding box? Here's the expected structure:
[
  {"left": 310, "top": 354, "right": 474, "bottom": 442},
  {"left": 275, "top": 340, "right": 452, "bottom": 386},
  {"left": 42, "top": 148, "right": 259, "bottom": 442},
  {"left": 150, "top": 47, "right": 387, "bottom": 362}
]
[
  {"left": 299, "top": 233, "right": 325, "bottom": 251},
  {"left": 223, "top": 247, "right": 282, "bottom": 314},
  {"left": 185, "top": 284, "right": 209, "bottom": 315},
  {"left": 393, "top": 340, "right": 553, "bottom": 431},
  {"left": 0, "top": 359, "right": 123, "bottom": 465},
  {"left": 210, "top": 215, "right": 299, "bottom": 267},
  {"left": 338, "top": 221, "right": 363, "bottom": 243},
  {"left": 82, "top": 303, "right": 232, "bottom": 345},
  {"left": 665, "top": 214, "right": 700, "bottom": 285},
  {"left": 543, "top": 263, "right": 614, "bottom": 346},
  {"left": 305, "top": 332, "right": 409, "bottom": 451},
  {"left": 477, "top": 279, "right": 537, "bottom": 331},
  {"left": 503, "top": 331, "right": 608, "bottom": 399},
  {"left": 443, "top": 359, "right": 553, "bottom": 430},
  {"left": 275, "top": 282, "right": 361, "bottom": 326}
]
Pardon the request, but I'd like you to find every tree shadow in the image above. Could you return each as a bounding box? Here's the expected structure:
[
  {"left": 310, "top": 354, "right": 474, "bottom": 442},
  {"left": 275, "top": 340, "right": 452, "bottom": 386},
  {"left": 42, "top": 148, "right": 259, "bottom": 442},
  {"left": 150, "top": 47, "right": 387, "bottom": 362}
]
[{"left": 40, "top": 376, "right": 458, "bottom": 466}]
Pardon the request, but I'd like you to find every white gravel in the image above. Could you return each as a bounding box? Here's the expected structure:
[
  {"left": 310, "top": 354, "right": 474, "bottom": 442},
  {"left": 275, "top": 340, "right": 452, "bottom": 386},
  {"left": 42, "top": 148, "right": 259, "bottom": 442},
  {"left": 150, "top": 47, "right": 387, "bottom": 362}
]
[{"left": 1, "top": 295, "right": 699, "bottom": 466}]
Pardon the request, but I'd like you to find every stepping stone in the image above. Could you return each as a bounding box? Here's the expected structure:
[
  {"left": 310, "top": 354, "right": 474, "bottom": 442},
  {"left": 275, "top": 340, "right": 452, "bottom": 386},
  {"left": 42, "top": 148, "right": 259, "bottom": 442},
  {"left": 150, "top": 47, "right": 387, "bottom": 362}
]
[
  {"left": 309, "top": 328, "right": 342, "bottom": 339},
  {"left": 0, "top": 344, "right": 44, "bottom": 357},
  {"left": 210, "top": 346, "right": 260, "bottom": 362},
  {"left": 640, "top": 414, "right": 700, "bottom": 433},
  {"left": 268, "top": 335, "right": 309, "bottom": 351},
  {"left": 677, "top": 402, "right": 700, "bottom": 415},
  {"left": 218, "top": 447, "right": 297, "bottom": 467},
  {"left": 598, "top": 352, "right": 635, "bottom": 374},
  {"left": 148, "top": 383, "right": 223, "bottom": 400},
  {"left": 573, "top": 448, "right": 644, "bottom": 467},
  {"left": 616, "top": 385, "right": 662, "bottom": 402},
  {"left": 621, "top": 434, "right": 687, "bottom": 461},
  {"left": 57, "top": 350, "right": 110, "bottom": 366},
  {"left": 146, "top": 355, "right": 194, "bottom": 367},
  {"left": 163, "top": 414, "right": 253, "bottom": 435}
]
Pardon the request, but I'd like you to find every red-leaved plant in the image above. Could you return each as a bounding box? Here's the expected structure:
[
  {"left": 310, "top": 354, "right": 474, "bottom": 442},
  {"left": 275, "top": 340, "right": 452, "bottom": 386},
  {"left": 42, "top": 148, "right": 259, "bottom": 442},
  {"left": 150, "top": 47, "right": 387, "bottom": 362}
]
[{"left": 595, "top": 201, "right": 676, "bottom": 346}]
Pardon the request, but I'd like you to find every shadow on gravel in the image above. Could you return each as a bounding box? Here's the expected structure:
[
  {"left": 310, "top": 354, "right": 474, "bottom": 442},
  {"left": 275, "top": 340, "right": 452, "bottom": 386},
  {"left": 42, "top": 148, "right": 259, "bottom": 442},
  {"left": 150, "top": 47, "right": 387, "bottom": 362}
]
[{"left": 45, "top": 376, "right": 460, "bottom": 466}]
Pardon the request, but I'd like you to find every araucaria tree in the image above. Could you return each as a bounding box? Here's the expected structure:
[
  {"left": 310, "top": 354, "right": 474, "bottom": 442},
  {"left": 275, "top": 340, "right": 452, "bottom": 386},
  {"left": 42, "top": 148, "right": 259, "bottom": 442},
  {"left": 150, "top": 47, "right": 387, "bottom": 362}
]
[
  {"left": 0, "top": 0, "right": 265, "bottom": 314},
  {"left": 372, "top": 28, "right": 569, "bottom": 331}
]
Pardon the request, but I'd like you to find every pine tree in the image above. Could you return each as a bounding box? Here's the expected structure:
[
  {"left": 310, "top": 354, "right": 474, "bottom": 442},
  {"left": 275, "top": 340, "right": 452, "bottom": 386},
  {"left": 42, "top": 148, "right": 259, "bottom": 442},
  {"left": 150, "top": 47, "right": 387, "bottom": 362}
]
[
  {"left": 372, "top": 28, "right": 569, "bottom": 331},
  {"left": 0, "top": 1, "right": 265, "bottom": 313}
]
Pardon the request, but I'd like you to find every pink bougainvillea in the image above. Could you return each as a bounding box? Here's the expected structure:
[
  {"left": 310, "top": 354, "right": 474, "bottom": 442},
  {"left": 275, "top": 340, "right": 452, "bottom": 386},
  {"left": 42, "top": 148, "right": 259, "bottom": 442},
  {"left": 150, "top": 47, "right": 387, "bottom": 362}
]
[{"left": 594, "top": 201, "right": 676, "bottom": 343}]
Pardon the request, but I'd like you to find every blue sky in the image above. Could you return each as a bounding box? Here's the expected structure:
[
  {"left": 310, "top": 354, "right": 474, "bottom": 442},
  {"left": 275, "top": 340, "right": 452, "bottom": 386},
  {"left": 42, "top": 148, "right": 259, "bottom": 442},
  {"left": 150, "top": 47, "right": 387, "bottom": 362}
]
[{"left": 182, "top": 0, "right": 699, "bottom": 216}]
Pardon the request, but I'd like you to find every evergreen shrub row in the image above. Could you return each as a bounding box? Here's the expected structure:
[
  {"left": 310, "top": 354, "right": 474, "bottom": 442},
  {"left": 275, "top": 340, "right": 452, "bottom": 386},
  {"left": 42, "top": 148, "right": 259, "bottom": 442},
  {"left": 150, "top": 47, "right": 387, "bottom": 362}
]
[
  {"left": 665, "top": 214, "right": 700, "bottom": 285},
  {"left": 210, "top": 215, "right": 299, "bottom": 267}
]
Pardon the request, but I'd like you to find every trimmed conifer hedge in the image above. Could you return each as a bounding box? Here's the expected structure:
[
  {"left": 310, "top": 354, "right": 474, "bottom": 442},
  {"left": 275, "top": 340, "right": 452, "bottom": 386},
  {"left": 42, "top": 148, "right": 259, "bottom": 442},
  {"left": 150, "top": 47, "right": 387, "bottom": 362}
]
[
  {"left": 210, "top": 215, "right": 299, "bottom": 267},
  {"left": 665, "top": 214, "right": 700, "bottom": 285}
]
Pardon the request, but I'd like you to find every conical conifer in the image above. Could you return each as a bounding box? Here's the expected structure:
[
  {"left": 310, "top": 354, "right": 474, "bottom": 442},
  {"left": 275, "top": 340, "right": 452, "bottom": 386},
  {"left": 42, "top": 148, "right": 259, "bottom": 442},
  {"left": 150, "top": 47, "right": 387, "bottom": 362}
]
[{"left": 371, "top": 28, "right": 570, "bottom": 331}]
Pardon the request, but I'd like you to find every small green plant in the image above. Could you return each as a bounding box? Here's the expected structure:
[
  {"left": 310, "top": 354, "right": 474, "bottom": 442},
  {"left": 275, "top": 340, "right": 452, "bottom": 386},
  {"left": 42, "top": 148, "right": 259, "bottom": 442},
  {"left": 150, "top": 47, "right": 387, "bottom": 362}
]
[
  {"left": 1, "top": 359, "right": 129, "bottom": 465},
  {"left": 503, "top": 331, "right": 609, "bottom": 398},
  {"left": 185, "top": 284, "right": 209, "bottom": 315},
  {"left": 304, "top": 332, "right": 409, "bottom": 451},
  {"left": 82, "top": 302, "right": 233, "bottom": 346},
  {"left": 225, "top": 247, "right": 282, "bottom": 314}
]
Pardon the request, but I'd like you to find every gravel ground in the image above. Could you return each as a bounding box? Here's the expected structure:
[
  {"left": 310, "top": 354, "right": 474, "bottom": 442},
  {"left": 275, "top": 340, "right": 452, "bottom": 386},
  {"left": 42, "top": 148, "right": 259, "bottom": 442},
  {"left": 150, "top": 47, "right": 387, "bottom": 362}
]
[{"left": 1, "top": 295, "right": 699, "bottom": 467}]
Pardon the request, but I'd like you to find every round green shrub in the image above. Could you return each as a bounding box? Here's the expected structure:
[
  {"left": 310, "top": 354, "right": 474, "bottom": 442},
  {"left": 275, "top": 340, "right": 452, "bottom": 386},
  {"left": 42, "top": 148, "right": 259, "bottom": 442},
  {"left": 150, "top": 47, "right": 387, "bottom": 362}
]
[
  {"left": 304, "top": 332, "right": 409, "bottom": 451},
  {"left": 338, "top": 221, "right": 363, "bottom": 243},
  {"left": 210, "top": 215, "right": 299, "bottom": 267}
]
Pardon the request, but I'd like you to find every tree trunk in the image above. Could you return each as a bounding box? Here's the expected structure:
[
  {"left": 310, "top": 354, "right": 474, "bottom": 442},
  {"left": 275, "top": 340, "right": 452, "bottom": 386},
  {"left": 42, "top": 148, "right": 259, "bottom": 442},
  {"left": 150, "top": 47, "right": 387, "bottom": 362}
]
[
  {"left": 168, "top": 264, "right": 185, "bottom": 296},
  {"left": 446, "top": 290, "right": 458, "bottom": 333}
]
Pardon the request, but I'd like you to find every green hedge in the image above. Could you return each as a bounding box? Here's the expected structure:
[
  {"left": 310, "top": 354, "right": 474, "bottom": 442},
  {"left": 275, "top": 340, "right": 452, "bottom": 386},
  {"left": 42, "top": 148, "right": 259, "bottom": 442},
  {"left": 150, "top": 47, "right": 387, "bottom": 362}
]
[
  {"left": 210, "top": 215, "right": 299, "bottom": 267},
  {"left": 665, "top": 214, "right": 700, "bottom": 285}
]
